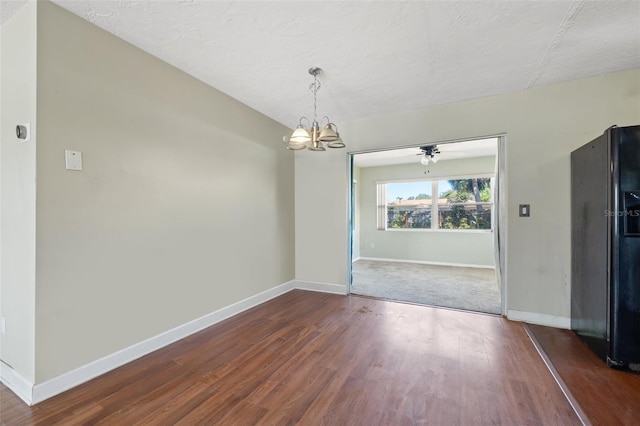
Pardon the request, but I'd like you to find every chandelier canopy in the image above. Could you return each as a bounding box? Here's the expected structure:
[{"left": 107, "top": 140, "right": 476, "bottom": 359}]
[{"left": 283, "top": 67, "right": 345, "bottom": 151}]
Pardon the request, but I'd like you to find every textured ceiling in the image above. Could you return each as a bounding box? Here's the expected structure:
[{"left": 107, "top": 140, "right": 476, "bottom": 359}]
[{"left": 2, "top": 1, "right": 640, "bottom": 129}]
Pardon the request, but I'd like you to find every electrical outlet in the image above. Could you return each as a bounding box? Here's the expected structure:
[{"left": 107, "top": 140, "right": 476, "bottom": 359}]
[
  {"left": 370, "top": 242, "right": 375, "bottom": 248},
  {"left": 1, "top": 316, "right": 6, "bottom": 334}
]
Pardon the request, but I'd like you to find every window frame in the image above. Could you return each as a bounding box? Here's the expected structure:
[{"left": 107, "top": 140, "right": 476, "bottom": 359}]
[{"left": 377, "top": 173, "right": 494, "bottom": 232}]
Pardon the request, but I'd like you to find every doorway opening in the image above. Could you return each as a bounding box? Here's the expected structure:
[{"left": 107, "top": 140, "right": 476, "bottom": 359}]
[{"left": 349, "top": 136, "right": 505, "bottom": 315}]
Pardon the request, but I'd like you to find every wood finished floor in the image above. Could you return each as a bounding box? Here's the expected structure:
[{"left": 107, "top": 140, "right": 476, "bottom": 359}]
[
  {"left": 526, "top": 323, "right": 640, "bottom": 426},
  {"left": 1, "top": 290, "right": 579, "bottom": 425}
]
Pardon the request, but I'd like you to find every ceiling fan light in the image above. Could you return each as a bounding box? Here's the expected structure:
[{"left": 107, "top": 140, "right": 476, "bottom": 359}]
[
  {"left": 290, "top": 125, "right": 311, "bottom": 143},
  {"left": 420, "top": 154, "right": 430, "bottom": 166},
  {"left": 431, "top": 154, "right": 440, "bottom": 163}
]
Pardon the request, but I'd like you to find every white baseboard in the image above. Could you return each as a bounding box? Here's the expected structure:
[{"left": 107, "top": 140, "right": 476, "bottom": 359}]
[
  {"left": 1, "top": 361, "right": 34, "bottom": 405},
  {"left": 294, "top": 280, "right": 347, "bottom": 295},
  {"left": 29, "top": 280, "right": 296, "bottom": 405},
  {"left": 2, "top": 282, "right": 575, "bottom": 407},
  {"left": 357, "top": 257, "right": 495, "bottom": 269},
  {"left": 7, "top": 280, "right": 351, "bottom": 406},
  {"left": 507, "top": 310, "right": 571, "bottom": 329}
]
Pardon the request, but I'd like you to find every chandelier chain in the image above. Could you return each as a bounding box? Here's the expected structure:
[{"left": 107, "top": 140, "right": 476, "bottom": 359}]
[{"left": 309, "top": 74, "right": 321, "bottom": 122}]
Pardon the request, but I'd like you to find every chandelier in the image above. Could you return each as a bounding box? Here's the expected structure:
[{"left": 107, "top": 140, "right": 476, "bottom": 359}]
[{"left": 283, "top": 67, "right": 345, "bottom": 151}]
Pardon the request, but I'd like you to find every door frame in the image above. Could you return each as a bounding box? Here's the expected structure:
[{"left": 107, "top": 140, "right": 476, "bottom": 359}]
[{"left": 346, "top": 134, "right": 508, "bottom": 315}]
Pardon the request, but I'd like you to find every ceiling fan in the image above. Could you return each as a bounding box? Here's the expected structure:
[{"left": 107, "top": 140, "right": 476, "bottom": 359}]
[{"left": 417, "top": 145, "right": 441, "bottom": 165}]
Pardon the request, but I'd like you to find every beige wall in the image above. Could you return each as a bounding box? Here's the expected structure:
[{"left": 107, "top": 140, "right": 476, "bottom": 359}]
[
  {"left": 358, "top": 156, "right": 496, "bottom": 267},
  {"left": 2, "top": 1, "right": 295, "bottom": 383},
  {"left": 0, "top": 1, "right": 38, "bottom": 382},
  {"left": 295, "top": 152, "right": 350, "bottom": 286},
  {"left": 295, "top": 68, "right": 640, "bottom": 323}
]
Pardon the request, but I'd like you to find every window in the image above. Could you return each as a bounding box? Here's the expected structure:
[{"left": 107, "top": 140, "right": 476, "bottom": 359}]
[
  {"left": 383, "top": 182, "right": 432, "bottom": 229},
  {"left": 377, "top": 176, "right": 493, "bottom": 231},
  {"left": 437, "top": 178, "right": 492, "bottom": 229}
]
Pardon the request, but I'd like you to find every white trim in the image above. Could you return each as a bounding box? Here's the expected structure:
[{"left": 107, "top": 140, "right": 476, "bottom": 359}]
[
  {"left": 351, "top": 257, "right": 361, "bottom": 263},
  {"left": 497, "top": 135, "right": 508, "bottom": 317},
  {"left": 375, "top": 172, "right": 495, "bottom": 185},
  {"left": 6, "top": 280, "right": 352, "bottom": 406},
  {"left": 293, "top": 280, "right": 347, "bottom": 295},
  {"left": 524, "top": 325, "right": 590, "bottom": 426},
  {"left": 384, "top": 228, "right": 492, "bottom": 234},
  {"left": 507, "top": 310, "right": 571, "bottom": 329},
  {"left": 29, "top": 280, "right": 296, "bottom": 405},
  {"left": 356, "top": 257, "right": 495, "bottom": 270},
  {"left": 0, "top": 361, "right": 34, "bottom": 405}
]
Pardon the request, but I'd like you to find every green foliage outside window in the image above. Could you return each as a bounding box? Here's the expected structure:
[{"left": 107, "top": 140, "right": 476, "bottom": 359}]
[{"left": 440, "top": 178, "right": 492, "bottom": 230}]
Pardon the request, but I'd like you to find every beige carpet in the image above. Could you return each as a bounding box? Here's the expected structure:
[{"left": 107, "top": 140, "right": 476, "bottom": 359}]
[{"left": 351, "top": 259, "right": 501, "bottom": 314}]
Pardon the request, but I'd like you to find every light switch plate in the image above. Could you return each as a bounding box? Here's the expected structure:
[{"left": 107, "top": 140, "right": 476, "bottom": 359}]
[
  {"left": 65, "top": 150, "right": 83, "bottom": 171},
  {"left": 519, "top": 204, "right": 530, "bottom": 217},
  {"left": 1, "top": 316, "right": 5, "bottom": 334}
]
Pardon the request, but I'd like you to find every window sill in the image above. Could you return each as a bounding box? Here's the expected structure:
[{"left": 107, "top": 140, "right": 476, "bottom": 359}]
[{"left": 382, "top": 228, "right": 493, "bottom": 234}]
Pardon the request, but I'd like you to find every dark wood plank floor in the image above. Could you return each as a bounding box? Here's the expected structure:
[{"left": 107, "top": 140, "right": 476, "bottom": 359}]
[
  {"left": 1, "top": 290, "right": 578, "bottom": 425},
  {"left": 526, "top": 323, "right": 640, "bottom": 426}
]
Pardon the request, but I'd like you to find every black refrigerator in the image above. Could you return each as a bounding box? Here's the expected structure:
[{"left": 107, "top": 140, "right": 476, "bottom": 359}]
[{"left": 571, "top": 125, "right": 640, "bottom": 371}]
